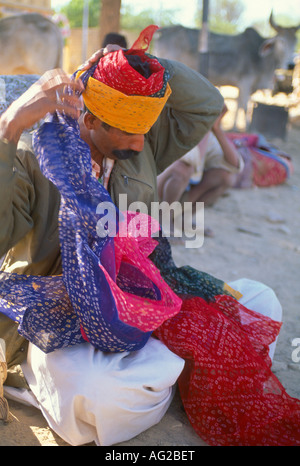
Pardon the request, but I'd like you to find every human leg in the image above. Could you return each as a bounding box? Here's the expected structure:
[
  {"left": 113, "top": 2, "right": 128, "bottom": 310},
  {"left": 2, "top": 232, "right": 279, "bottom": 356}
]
[
  {"left": 157, "top": 160, "right": 194, "bottom": 203},
  {"left": 157, "top": 161, "right": 194, "bottom": 236},
  {"left": 187, "top": 168, "right": 236, "bottom": 206},
  {"left": 21, "top": 337, "right": 184, "bottom": 446}
]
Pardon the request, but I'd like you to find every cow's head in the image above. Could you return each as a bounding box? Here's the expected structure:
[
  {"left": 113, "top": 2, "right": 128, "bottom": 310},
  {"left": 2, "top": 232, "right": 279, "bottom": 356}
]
[{"left": 259, "top": 11, "right": 300, "bottom": 70}]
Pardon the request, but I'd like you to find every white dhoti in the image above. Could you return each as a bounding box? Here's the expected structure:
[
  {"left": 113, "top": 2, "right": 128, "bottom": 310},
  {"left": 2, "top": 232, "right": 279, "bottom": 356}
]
[
  {"left": 4, "top": 278, "right": 282, "bottom": 446},
  {"left": 229, "top": 278, "right": 282, "bottom": 360},
  {"left": 20, "top": 337, "right": 184, "bottom": 446}
]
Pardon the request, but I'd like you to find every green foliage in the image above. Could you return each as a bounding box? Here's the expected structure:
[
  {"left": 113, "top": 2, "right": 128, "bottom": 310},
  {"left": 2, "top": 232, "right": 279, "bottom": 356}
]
[
  {"left": 56, "top": 1, "right": 177, "bottom": 31},
  {"left": 59, "top": 0, "right": 102, "bottom": 28},
  {"left": 196, "top": 0, "right": 245, "bottom": 33},
  {"left": 120, "top": 5, "right": 178, "bottom": 31}
]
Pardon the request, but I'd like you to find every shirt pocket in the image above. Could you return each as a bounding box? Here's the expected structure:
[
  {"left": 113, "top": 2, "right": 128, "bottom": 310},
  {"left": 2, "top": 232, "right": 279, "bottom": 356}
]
[{"left": 109, "top": 168, "right": 155, "bottom": 211}]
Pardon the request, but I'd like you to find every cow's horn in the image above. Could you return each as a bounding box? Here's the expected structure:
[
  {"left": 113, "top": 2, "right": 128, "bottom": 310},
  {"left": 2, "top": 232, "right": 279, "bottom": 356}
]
[{"left": 269, "top": 10, "right": 281, "bottom": 31}]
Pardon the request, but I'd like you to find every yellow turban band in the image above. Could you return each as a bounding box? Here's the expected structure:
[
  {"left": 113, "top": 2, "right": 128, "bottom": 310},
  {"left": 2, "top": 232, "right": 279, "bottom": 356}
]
[{"left": 77, "top": 70, "right": 172, "bottom": 135}]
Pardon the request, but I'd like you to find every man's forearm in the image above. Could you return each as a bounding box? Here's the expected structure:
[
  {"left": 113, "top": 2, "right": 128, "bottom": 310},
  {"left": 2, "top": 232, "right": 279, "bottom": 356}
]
[
  {"left": 213, "top": 126, "right": 240, "bottom": 169},
  {"left": 0, "top": 69, "right": 84, "bottom": 146},
  {"left": 0, "top": 106, "right": 24, "bottom": 144}
]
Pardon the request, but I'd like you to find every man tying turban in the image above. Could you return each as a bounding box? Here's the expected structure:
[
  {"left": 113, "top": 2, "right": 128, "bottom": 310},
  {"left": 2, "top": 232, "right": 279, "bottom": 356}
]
[
  {"left": 0, "top": 26, "right": 294, "bottom": 447},
  {"left": 0, "top": 25, "right": 225, "bottom": 445}
]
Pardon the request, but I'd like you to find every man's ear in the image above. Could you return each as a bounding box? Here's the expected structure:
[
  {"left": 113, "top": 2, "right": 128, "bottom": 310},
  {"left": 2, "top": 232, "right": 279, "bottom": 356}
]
[{"left": 83, "top": 112, "right": 98, "bottom": 130}]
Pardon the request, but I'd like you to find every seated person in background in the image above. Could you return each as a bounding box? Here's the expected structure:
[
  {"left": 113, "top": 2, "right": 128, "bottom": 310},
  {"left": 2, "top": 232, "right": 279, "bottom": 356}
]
[{"left": 157, "top": 104, "right": 244, "bottom": 210}]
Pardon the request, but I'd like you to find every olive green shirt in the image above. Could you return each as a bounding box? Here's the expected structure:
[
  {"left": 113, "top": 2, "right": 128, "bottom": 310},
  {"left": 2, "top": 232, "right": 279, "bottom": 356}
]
[{"left": 0, "top": 59, "right": 223, "bottom": 387}]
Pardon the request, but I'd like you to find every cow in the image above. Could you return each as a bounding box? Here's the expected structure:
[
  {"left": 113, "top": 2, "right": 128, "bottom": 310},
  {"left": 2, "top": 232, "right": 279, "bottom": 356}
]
[
  {"left": 0, "top": 13, "right": 63, "bottom": 75},
  {"left": 154, "top": 12, "right": 300, "bottom": 127}
]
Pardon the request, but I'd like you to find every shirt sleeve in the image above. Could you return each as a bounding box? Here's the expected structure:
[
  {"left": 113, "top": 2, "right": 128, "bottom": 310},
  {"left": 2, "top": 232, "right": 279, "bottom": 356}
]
[
  {"left": 147, "top": 58, "right": 224, "bottom": 174},
  {"left": 0, "top": 138, "right": 35, "bottom": 258}
]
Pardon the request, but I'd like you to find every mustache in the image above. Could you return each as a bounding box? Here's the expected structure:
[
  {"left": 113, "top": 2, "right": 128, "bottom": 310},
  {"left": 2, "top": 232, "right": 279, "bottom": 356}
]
[{"left": 112, "top": 149, "right": 140, "bottom": 160}]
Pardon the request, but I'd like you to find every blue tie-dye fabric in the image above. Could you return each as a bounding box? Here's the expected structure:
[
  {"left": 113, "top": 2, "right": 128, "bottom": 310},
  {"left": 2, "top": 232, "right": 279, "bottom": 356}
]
[{"left": 0, "top": 111, "right": 152, "bottom": 353}]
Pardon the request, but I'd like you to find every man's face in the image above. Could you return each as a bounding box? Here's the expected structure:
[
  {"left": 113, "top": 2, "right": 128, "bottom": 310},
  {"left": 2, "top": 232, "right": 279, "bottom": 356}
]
[{"left": 85, "top": 113, "right": 145, "bottom": 162}]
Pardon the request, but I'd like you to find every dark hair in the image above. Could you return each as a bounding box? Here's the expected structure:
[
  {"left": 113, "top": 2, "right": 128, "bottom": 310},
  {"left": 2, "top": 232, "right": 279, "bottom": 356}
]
[
  {"left": 83, "top": 105, "right": 112, "bottom": 131},
  {"left": 83, "top": 104, "right": 94, "bottom": 117},
  {"left": 101, "top": 121, "right": 112, "bottom": 132},
  {"left": 102, "top": 32, "right": 128, "bottom": 49}
]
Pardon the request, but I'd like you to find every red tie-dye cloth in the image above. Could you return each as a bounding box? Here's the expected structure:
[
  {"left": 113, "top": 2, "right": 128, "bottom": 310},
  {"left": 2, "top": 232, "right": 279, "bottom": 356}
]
[
  {"left": 154, "top": 291, "right": 300, "bottom": 445},
  {"left": 93, "top": 25, "right": 166, "bottom": 97}
]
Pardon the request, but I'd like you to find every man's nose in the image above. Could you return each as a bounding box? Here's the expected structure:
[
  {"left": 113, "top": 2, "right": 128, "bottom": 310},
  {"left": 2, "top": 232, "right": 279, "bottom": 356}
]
[{"left": 130, "top": 134, "right": 145, "bottom": 153}]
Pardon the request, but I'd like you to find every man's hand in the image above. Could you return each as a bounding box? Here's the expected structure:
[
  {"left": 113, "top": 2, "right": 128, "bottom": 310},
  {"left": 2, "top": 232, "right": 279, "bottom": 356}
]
[
  {"left": 78, "top": 44, "right": 123, "bottom": 71},
  {"left": 0, "top": 45, "right": 123, "bottom": 145},
  {"left": 0, "top": 69, "right": 84, "bottom": 144},
  {"left": 212, "top": 104, "right": 228, "bottom": 132}
]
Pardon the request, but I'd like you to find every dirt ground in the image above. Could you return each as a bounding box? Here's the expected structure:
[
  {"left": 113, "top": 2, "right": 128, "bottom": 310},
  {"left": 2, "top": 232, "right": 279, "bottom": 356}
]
[{"left": 0, "top": 90, "right": 300, "bottom": 447}]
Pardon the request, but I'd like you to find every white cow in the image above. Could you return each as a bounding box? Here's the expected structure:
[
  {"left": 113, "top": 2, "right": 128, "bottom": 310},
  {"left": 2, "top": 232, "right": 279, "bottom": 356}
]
[{"left": 0, "top": 13, "right": 63, "bottom": 75}]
